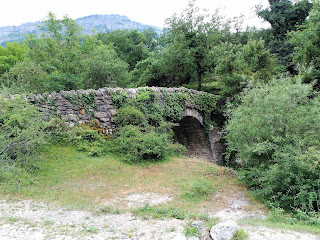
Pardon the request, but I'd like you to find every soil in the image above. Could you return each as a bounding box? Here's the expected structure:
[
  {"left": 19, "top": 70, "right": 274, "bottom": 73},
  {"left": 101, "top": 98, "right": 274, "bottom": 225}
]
[{"left": 0, "top": 192, "right": 319, "bottom": 240}]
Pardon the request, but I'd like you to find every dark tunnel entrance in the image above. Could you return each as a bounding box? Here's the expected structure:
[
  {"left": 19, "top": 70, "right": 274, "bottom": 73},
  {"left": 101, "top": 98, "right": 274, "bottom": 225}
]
[{"left": 173, "top": 116, "right": 212, "bottom": 159}]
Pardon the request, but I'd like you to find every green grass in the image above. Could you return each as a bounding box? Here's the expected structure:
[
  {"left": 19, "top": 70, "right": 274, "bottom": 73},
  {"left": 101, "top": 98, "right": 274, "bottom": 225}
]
[
  {"left": 0, "top": 144, "right": 318, "bottom": 235},
  {"left": 232, "top": 229, "right": 248, "bottom": 240},
  {"left": 0, "top": 145, "right": 242, "bottom": 213},
  {"left": 239, "top": 217, "right": 320, "bottom": 235}
]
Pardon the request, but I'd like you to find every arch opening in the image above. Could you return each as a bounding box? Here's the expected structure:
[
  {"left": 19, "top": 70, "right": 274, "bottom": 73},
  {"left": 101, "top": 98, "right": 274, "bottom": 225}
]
[{"left": 173, "top": 116, "right": 212, "bottom": 159}]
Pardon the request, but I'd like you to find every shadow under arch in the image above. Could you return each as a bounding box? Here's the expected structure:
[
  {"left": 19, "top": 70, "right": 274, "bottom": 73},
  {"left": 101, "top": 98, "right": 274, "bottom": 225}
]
[{"left": 173, "top": 109, "right": 212, "bottom": 159}]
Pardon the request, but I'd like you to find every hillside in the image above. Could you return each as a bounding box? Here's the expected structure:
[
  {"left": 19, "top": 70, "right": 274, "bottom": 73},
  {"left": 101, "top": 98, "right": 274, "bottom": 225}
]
[{"left": 0, "top": 14, "right": 162, "bottom": 46}]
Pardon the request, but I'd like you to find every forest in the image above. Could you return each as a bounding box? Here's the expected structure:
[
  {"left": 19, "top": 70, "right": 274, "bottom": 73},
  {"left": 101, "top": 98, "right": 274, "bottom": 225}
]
[{"left": 0, "top": 0, "right": 320, "bottom": 227}]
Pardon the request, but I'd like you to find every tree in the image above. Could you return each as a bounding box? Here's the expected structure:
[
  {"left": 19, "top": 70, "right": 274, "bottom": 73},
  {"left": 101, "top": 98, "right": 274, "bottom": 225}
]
[
  {"left": 98, "top": 30, "right": 150, "bottom": 70},
  {"left": 290, "top": 1, "right": 320, "bottom": 89},
  {"left": 0, "top": 60, "right": 48, "bottom": 93},
  {"left": 257, "top": 0, "right": 313, "bottom": 73},
  {"left": 0, "top": 42, "right": 27, "bottom": 75},
  {"left": 82, "top": 44, "right": 129, "bottom": 88},
  {"left": 25, "top": 12, "right": 83, "bottom": 74},
  {"left": 164, "top": 0, "right": 210, "bottom": 90},
  {"left": 209, "top": 39, "right": 275, "bottom": 97}
]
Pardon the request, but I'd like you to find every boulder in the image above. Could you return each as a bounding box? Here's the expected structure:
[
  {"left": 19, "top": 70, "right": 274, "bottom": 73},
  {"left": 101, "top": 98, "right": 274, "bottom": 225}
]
[{"left": 210, "top": 221, "right": 239, "bottom": 240}]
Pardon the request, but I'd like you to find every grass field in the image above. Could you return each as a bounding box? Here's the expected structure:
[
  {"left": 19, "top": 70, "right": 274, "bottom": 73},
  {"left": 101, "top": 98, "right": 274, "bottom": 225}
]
[{"left": 0, "top": 145, "right": 255, "bottom": 213}]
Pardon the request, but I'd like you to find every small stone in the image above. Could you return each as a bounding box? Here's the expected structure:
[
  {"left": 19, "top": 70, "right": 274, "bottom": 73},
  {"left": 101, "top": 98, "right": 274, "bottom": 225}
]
[
  {"left": 68, "top": 114, "right": 78, "bottom": 121},
  {"left": 210, "top": 220, "right": 239, "bottom": 240},
  {"left": 94, "top": 112, "right": 108, "bottom": 119},
  {"left": 109, "top": 109, "right": 117, "bottom": 116}
]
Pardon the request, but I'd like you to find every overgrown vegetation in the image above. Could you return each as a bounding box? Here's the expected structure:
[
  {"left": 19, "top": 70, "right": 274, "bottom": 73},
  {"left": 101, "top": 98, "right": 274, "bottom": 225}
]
[
  {"left": 226, "top": 79, "right": 320, "bottom": 221},
  {"left": 0, "top": 97, "right": 46, "bottom": 187},
  {"left": 1, "top": 0, "right": 320, "bottom": 228}
]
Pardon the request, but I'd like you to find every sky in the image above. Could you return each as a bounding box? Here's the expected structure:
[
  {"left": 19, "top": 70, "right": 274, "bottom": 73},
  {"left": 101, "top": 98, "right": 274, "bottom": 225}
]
[{"left": 0, "top": 0, "right": 270, "bottom": 28}]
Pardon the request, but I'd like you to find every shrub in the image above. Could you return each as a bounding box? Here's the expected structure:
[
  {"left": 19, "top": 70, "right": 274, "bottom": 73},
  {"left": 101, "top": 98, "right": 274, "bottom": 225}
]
[
  {"left": 112, "top": 125, "right": 182, "bottom": 163},
  {"left": 114, "top": 106, "right": 145, "bottom": 127},
  {"left": 68, "top": 126, "right": 105, "bottom": 156},
  {"left": 225, "top": 79, "right": 320, "bottom": 215},
  {"left": 0, "top": 97, "right": 46, "bottom": 186}
]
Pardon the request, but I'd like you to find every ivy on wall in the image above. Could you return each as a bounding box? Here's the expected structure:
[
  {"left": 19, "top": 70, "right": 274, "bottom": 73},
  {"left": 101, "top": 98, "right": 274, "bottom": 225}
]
[
  {"left": 65, "top": 91, "right": 97, "bottom": 116},
  {"left": 110, "top": 88, "right": 216, "bottom": 133}
]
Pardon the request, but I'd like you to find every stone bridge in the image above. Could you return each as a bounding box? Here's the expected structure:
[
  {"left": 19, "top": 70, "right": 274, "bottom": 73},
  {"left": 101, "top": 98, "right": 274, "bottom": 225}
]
[{"left": 27, "top": 87, "right": 223, "bottom": 162}]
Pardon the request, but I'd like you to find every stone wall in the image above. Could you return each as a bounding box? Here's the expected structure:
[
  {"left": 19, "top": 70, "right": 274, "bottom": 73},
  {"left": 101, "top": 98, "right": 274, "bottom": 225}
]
[{"left": 26, "top": 87, "right": 222, "bottom": 160}]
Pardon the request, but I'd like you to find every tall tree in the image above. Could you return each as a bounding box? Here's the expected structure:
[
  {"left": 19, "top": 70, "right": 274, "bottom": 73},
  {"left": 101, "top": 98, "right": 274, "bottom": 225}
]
[
  {"left": 290, "top": 1, "right": 320, "bottom": 89},
  {"left": 97, "top": 30, "right": 150, "bottom": 70},
  {"left": 165, "top": 0, "right": 210, "bottom": 90},
  {"left": 25, "top": 12, "right": 83, "bottom": 74},
  {"left": 257, "top": 0, "right": 312, "bottom": 73}
]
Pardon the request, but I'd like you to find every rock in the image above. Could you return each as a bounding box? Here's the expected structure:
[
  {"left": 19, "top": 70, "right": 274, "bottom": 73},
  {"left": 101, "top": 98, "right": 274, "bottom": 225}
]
[
  {"left": 172, "top": 234, "right": 187, "bottom": 240},
  {"left": 188, "top": 237, "right": 200, "bottom": 240},
  {"left": 210, "top": 221, "right": 239, "bottom": 240},
  {"left": 109, "top": 109, "right": 117, "bottom": 116},
  {"left": 94, "top": 112, "right": 108, "bottom": 119},
  {"left": 68, "top": 114, "right": 78, "bottom": 121}
]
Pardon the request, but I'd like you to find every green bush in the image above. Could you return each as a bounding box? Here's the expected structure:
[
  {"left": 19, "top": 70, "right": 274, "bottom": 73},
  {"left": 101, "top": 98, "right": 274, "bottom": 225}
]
[
  {"left": 68, "top": 126, "right": 105, "bottom": 156},
  {"left": 112, "top": 125, "right": 183, "bottom": 163},
  {"left": 0, "top": 97, "right": 46, "bottom": 186},
  {"left": 114, "top": 106, "right": 145, "bottom": 127},
  {"left": 225, "top": 79, "right": 320, "bottom": 215}
]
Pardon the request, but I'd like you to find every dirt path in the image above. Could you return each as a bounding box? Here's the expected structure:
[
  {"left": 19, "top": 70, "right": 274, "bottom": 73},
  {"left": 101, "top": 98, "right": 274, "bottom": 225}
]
[{"left": 0, "top": 196, "right": 319, "bottom": 240}]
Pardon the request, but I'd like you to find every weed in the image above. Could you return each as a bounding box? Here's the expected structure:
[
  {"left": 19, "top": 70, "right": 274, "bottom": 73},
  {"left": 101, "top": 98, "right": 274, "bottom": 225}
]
[
  {"left": 126, "top": 229, "right": 135, "bottom": 238},
  {"left": 181, "top": 179, "right": 216, "bottom": 202},
  {"left": 134, "top": 205, "right": 186, "bottom": 220},
  {"left": 84, "top": 225, "right": 99, "bottom": 233},
  {"left": 8, "top": 216, "right": 19, "bottom": 223},
  {"left": 166, "top": 227, "right": 176, "bottom": 232},
  {"left": 43, "top": 220, "right": 54, "bottom": 227},
  {"left": 197, "top": 214, "right": 219, "bottom": 228},
  {"left": 232, "top": 229, "right": 248, "bottom": 240},
  {"left": 183, "top": 221, "right": 201, "bottom": 238},
  {"left": 96, "top": 206, "right": 121, "bottom": 215},
  {"left": 23, "top": 219, "right": 37, "bottom": 228}
]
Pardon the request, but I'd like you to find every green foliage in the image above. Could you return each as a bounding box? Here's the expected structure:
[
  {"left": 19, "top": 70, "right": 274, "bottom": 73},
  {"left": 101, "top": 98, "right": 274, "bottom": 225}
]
[
  {"left": 82, "top": 44, "right": 129, "bottom": 88},
  {"left": 162, "top": 90, "right": 187, "bottom": 121},
  {"left": 0, "top": 60, "right": 48, "bottom": 94},
  {"left": 109, "top": 88, "right": 215, "bottom": 163},
  {"left": 114, "top": 106, "right": 145, "bottom": 127},
  {"left": 134, "top": 205, "right": 186, "bottom": 220},
  {"left": 65, "top": 91, "right": 97, "bottom": 116},
  {"left": 111, "top": 125, "right": 183, "bottom": 163},
  {"left": 98, "top": 30, "right": 151, "bottom": 70},
  {"left": 192, "top": 92, "right": 217, "bottom": 132},
  {"left": 135, "top": 88, "right": 163, "bottom": 127},
  {"left": 110, "top": 90, "right": 130, "bottom": 108},
  {"left": 256, "top": 0, "right": 312, "bottom": 72},
  {"left": 0, "top": 97, "right": 46, "bottom": 186},
  {"left": 290, "top": 1, "right": 320, "bottom": 89},
  {"left": 232, "top": 229, "right": 248, "bottom": 240},
  {"left": 181, "top": 179, "right": 216, "bottom": 202},
  {"left": 210, "top": 39, "right": 275, "bottom": 97},
  {"left": 26, "top": 12, "right": 83, "bottom": 74},
  {"left": 225, "top": 79, "right": 320, "bottom": 214},
  {"left": 184, "top": 221, "right": 201, "bottom": 238},
  {"left": 0, "top": 42, "right": 27, "bottom": 75},
  {"left": 68, "top": 126, "right": 105, "bottom": 156}
]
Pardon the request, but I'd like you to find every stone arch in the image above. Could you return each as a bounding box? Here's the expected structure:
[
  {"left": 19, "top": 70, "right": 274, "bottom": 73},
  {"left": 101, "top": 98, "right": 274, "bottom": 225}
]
[{"left": 173, "top": 108, "right": 212, "bottom": 159}]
